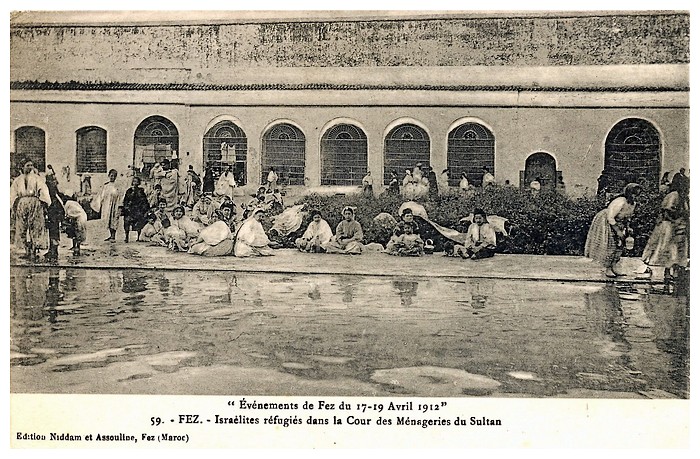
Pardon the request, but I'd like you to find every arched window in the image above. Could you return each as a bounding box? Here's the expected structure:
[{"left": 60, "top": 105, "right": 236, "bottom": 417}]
[
  {"left": 134, "top": 116, "right": 179, "bottom": 177},
  {"left": 320, "top": 124, "right": 368, "bottom": 186},
  {"left": 203, "top": 120, "right": 248, "bottom": 186},
  {"left": 384, "top": 123, "right": 430, "bottom": 184},
  {"left": 447, "top": 122, "right": 495, "bottom": 187},
  {"left": 76, "top": 126, "right": 107, "bottom": 173},
  {"left": 14, "top": 126, "right": 46, "bottom": 174},
  {"left": 523, "top": 152, "right": 557, "bottom": 191},
  {"left": 604, "top": 118, "right": 661, "bottom": 192},
  {"left": 262, "top": 123, "right": 306, "bottom": 186}
]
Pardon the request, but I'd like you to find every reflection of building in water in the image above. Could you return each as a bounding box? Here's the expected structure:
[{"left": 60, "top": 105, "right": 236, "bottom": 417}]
[
  {"left": 9, "top": 12, "right": 688, "bottom": 196},
  {"left": 392, "top": 280, "right": 418, "bottom": 306}
]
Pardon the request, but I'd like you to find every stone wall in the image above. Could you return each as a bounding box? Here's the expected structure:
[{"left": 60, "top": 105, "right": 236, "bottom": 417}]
[{"left": 10, "top": 13, "right": 689, "bottom": 83}]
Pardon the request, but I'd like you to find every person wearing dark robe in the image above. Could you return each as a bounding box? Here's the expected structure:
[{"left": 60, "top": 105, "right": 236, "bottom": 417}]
[
  {"left": 44, "top": 173, "right": 65, "bottom": 262},
  {"left": 122, "top": 176, "right": 151, "bottom": 242},
  {"left": 387, "top": 170, "right": 400, "bottom": 196},
  {"left": 202, "top": 166, "right": 215, "bottom": 195},
  {"left": 427, "top": 167, "right": 439, "bottom": 198}
]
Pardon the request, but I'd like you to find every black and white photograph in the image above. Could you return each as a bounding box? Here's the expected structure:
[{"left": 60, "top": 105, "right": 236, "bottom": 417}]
[{"left": 7, "top": 4, "right": 692, "bottom": 449}]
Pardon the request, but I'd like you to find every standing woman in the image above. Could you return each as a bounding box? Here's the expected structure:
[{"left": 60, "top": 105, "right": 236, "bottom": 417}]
[
  {"left": 641, "top": 180, "right": 689, "bottom": 289},
  {"left": 584, "top": 183, "right": 642, "bottom": 278},
  {"left": 91, "top": 168, "right": 123, "bottom": 242},
  {"left": 401, "top": 169, "right": 414, "bottom": 198},
  {"left": 438, "top": 168, "right": 450, "bottom": 195},
  {"left": 44, "top": 174, "right": 65, "bottom": 262},
  {"left": 266, "top": 166, "right": 279, "bottom": 191},
  {"left": 362, "top": 171, "right": 373, "bottom": 197},
  {"left": 215, "top": 164, "right": 236, "bottom": 200},
  {"left": 202, "top": 166, "right": 215, "bottom": 195},
  {"left": 160, "top": 159, "right": 180, "bottom": 210},
  {"left": 122, "top": 176, "right": 151, "bottom": 242},
  {"left": 184, "top": 166, "right": 201, "bottom": 209},
  {"left": 459, "top": 172, "right": 470, "bottom": 193},
  {"left": 387, "top": 170, "right": 400, "bottom": 196},
  {"left": 10, "top": 159, "right": 51, "bottom": 261}
]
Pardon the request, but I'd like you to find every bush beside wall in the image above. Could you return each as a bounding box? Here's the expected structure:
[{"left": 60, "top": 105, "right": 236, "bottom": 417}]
[{"left": 294, "top": 187, "right": 665, "bottom": 256}]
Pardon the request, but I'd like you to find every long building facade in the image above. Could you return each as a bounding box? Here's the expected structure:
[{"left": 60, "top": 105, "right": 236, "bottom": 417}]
[{"left": 9, "top": 11, "right": 690, "bottom": 197}]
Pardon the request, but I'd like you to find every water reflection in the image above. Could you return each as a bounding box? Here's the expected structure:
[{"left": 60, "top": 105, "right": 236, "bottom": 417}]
[
  {"left": 392, "top": 280, "right": 418, "bottom": 306},
  {"left": 8, "top": 267, "right": 690, "bottom": 398},
  {"left": 337, "top": 275, "right": 360, "bottom": 303},
  {"left": 644, "top": 292, "right": 690, "bottom": 395},
  {"left": 584, "top": 284, "right": 624, "bottom": 339},
  {"left": 122, "top": 271, "right": 147, "bottom": 294}
]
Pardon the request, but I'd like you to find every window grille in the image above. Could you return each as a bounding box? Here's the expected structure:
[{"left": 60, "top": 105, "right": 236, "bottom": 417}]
[
  {"left": 384, "top": 124, "right": 430, "bottom": 185},
  {"left": 14, "top": 126, "right": 46, "bottom": 173},
  {"left": 76, "top": 126, "right": 107, "bottom": 174},
  {"left": 262, "top": 123, "right": 306, "bottom": 186},
  {"left": 604, "top": 118, "right": 661, "bottom": 192},
  {"left": 320, "top": 124, "right": 368, "bottom": 186},
  {"left": 203, "top": 121, "right": 248, "bottom": 185},
  {"left": 447, "top": 123, "right": 495, "bottom": 187},
  {"left": 134, "top": 116, "right": 179, "bottom": 177}
]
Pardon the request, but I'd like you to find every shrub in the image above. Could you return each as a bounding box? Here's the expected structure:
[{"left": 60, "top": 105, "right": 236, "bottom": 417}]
[{"left": 293, "top": 187, "right": 665, "bottom": 256}]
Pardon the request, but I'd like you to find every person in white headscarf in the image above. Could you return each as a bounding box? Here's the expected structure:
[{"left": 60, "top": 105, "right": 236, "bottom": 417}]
[
  {"left": 91, "top": 168, "right": 122, "bottom": 242},
  {"left": 215, "top": 164, "right": 237, "bottom": 200},
  {"left": 266, "top": 166, "right": 279, "bottom": 191},
  {"left": 295, "top": 209, "right": 333, "bottom": 253},
  {"left": 188, "top": 210, "right": 234, "bottom": 257},
  {"left": 234, "top": 208, "right": 274, "bottom": 257}
]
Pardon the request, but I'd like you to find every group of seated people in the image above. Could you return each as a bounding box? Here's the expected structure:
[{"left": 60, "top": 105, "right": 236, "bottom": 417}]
[
  {"left": 293, "top": 205, "right": 500, "bottom": 260},
  {"left": 133, "top": 175, "right": 501, "bottom": 260},
  {"left": 134, "top": 185, "right": 283, "bottom": 257},
  {"left": 294, "top": 206, "right": 364, "bottom": 255}
]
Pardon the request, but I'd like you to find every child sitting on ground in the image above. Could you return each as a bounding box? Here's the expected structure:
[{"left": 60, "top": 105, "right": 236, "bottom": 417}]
[
  {"left": 141, "top": 211, "right": 166, "bottom": 245},
  {"left": 455, "top": 208, "right": 497, "bottom": 260},
  {"left": 386, "top": 221, "right": 424, "bottom": 257}
]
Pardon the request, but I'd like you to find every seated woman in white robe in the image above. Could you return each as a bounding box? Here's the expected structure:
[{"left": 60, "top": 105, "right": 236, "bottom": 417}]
[
  {"left": 234, "top": 208, "right": 274, "bottom": 257},
  {"left": 323, "top": 206, "right": 364, "bottom": 255},
  {"left": 295, "top": 209, "right": 333, "bottom": 252},
  {"left": 188, "top": 210, "right": 234, "bottom": 256},
  {"left": 164, "top": 205, "right": 202, "bottom": 251}
]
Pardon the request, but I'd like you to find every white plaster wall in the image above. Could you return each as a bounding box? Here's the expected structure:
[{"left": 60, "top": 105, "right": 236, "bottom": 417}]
[{"left": 10, "top": 101, "right": 689, "bottom": 197}]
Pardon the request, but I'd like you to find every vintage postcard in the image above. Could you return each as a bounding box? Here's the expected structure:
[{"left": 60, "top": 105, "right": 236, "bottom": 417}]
[{"left": 7, "top": 5, "right": 692, "bottom": 449}]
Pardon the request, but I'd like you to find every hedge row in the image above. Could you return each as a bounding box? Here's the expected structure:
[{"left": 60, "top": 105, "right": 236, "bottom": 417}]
[{"left": 293, "top": 187, "right": 665, "bottom": 256}]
